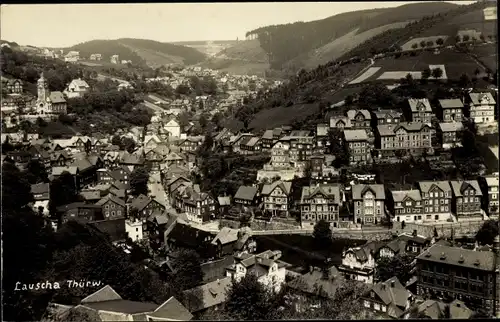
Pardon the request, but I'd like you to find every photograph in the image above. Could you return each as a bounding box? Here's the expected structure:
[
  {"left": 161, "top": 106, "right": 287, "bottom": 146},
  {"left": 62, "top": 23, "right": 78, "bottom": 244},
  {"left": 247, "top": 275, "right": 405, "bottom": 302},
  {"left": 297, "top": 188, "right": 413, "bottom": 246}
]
[{"left": 1, "top": 1, "right": 499, "bottom": 320}]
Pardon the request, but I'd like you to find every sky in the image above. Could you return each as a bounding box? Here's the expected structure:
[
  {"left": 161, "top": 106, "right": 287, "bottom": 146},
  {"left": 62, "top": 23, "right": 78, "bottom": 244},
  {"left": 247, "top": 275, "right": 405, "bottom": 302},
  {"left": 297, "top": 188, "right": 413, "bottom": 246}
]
[{"left": 1, "top": 2, "right": 475, "bottom": 48}]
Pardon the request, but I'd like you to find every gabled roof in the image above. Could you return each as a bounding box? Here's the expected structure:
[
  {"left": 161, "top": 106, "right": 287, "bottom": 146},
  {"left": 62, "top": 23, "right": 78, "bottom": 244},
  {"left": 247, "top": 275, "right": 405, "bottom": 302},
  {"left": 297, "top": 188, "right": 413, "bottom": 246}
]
[
  {"left": 418, "top": 181, "right": 452, "bottom": 193},
  {"left": 438, "top": 98, "right": 464, "bottom": 109},
  {"left": 391, "top": 189, "right": 422, "bottom": 202},
  {"left": 369, "top": 277, "right": 411, "bottom": 318},
  {"left": 439, "top": 122, "right": 463, "bottom": 132},
  {"left": 344, "top": 129, "right": 368, "bottom": 142},
  {"left": 347, "top": 109, "right": 371, "bottom": 120},
  {"left": 352, "top": 184, "right": 385, "bottom": 200},
  {"left": 469, "top": 92, "right": 496, "bottom": 105},
  {"left": 81, "top": 285, "right": 122, "bottom": 303},
  {"left": 408, "top": 98, "right": 432, "bottom": 112},
  {"left": 147, "top": 296, "right": 193, "bottom": 321},
  {"left": 262, "top": 129, "right": 274, "bottom": 140},
  {"left": 374, "top": 109, "right": 402, "bottom": 119},
  {"left": 261, "top": 180, "right": 292, "bottom": 196},
  {"left": 234, "top": 186, "right": 258, "bottom": 201},
  {"left": 95, "top": 194, "right": 126, "bottom": 207},
  {"left": 301, "top": 184, "right": 341, "bottom": 203},
  {"left": 31, "top": 183, "right": 50, "bottom": 195},
  {"left": 52, "top": 166, "right": 78, "bottom": 176},
  {"left": 49, "top": 91, "right": 66, "bottom": 103},
  {"left": 181, "top": 277, "right": 232, "bottom": 313},
  {"left": 449, "top": 180, "right": 482, "bottom": 197},
  {"left": 211, "top": 227, "right": 239, "bottom": 245},
  {"left": 130, "top": 194, "right": 153, "bottom": 211}
]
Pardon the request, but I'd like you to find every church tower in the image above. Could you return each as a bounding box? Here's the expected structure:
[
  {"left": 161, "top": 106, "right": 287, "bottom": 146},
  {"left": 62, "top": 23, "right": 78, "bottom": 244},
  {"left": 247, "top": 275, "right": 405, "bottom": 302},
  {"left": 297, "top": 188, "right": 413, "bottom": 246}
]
[{"left": 37, "top": 73, "right": 50, "bottom": 104}]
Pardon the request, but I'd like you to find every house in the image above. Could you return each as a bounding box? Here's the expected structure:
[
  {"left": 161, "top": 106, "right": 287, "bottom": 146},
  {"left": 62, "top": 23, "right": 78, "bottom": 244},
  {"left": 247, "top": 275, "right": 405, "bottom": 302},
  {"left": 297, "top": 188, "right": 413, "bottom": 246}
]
[
  {"left": 3, "top": 78, "right": 23, "bottom": 94},
  {"left": 63, "top": 78, "right": 90, "bottom": 98},
  {"left": 181, "top": 277, "right": 232, "bottom": 315},
  {"left": 415, "top": 243, "right": 497, "bottom": 316},
  {"left": 31, "top": 183, "right": 50, "bottom": 216},
  {"left": 439, "top": 122, "right": 463, "bottom": 149},
  {"left": 406, "top": 299, "right": 473, "bottom": 319},
  {"left": 352, "top": 184, "right": 385, "bottom": 225},
  {"left": 261, "top": 180, "right": 292, "bottom": 217},
  {"left": 225, "top": 250, "right": 289, "bottom": 292},
  {"left": 376, "top": 233, "right": 431, "bottom": 259},
  {"left": 338, "top": 241, "right": 381, "bottom": 284},
  {"left": 172, "top": 184, "right": 217, "bottom": 223},
  {"left": 269, "top": 141, "right": 291, "bottom": 168},
  {"left": 377, "top": 122, "right": 432, "bottom": 158},
  {"left": 343, "top": 129, "right": 372, "bottom": 165},
  {"left": 373, "top": 109, "right": 402, "bottom": 126},
  {"left": 450, "top": 180, "right": 483, "bottom": 220},
  {"left": 111, "top": 54, "right": 120, "bottom": 64},
  {"left": 260, "top": 129, "right": 275, "bottom": 151},
  {"left": 438, "top": 99, "right": 464, "bottom": 122},
  {"left": 240, "top": 137, "right": 261, "bottom": 155},
  {"left": 234, "top": 186, "right": 258, "bottom": 206},
  {"left": 483, "top": 175, "right": 499, "bottom": 215},
  {"left": 391, "top": 190, "right": 424, "bottom": 223},
  {"left": 89, "top": 53, "right": 102, "bottom": 60},
  {"left": 211, "top": 227, "right": 256, "bottom": 258},
  {"left": 418, "top": 181, "right": 453, "bottom": 222},
  {"left": 287, "top": 266, "right": 343, "bottom": 300},
  {"left": 56, "top": 202, "right": 103, "bottom": 224},
  {"left": 360, "top": 277, "right": 413, "bottom": 319},
  {"left": 288, "top": 130, "right": 314, "bottom": 164},
  {"left": 178, "top": 138, "right": 202, "bottom": 153},
  {"left": 329, "top": 115, "right": 352, "bottom": 130},
  {"left": 468, "top": 92, "right": 496, "bottom": 124},
  {"left": 164, "top": 118, "right": 181, "bottom": 138},
  {"left": 316, "top": 123, "right": 330, "bottom": 151},
  {"left": 347, "top": 109, "right": 371, "bottom": 129},
  {"left": 408, "top": 98, "right": 433, "bottom": 124},
  {"left": 300, "top": 184, "right": 342, "bottom": 228},
  {"left": 130, "top": 194, "right": 166, "bottom": 219},
  {"left": 46, "top": 285, "right": 193, "bottom": 321},
  {"left": 95, "top": 195, "right": 126, "bottom": 220},
  {"left": 125, "top": 219, "right": 144, "bottom": 242}
]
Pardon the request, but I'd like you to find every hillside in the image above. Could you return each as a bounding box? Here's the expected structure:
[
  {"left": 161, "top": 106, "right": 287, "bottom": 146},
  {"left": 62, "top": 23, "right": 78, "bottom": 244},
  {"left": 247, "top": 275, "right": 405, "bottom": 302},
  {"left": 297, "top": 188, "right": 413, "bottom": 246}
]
[
  {"left": 225, "top": 2, "right": 497, "bottom": 132},
  {"left": 60, "top": 38, "right": 207, "bottom": 68},
  {"left": 246, "top": 2, "right": 459, "bottom": 70}
]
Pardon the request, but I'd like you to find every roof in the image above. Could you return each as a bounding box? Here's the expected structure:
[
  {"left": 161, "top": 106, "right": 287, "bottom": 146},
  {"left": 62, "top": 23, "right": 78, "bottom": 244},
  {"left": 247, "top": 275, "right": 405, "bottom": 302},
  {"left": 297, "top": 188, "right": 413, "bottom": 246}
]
[
  {"left": 469, "top": 92, "right": 496, "bottom": 105},
  {"left": 344, "top": 129, "right": 368, "bottom": 142},
  {"left": 418, "top": 181, "right": 452, "bottom": 193},
  {"left": 408, "top": 98, "right": 432, "bottom": 112},
  {"left": 369, "top": 277, "right": 411, "bottom": 315},
  {"left": 262, "top": 129, "right": 274, "bottom": 140},
  {"left": 49, "top": 91, "right": 66, "bottom": 103},
  {"left": 130, "top": 194, "right": 153, "bottom": 211},
  {"left": 79, "top": 190, "right": 101, "bottom": 201},
  {"left": 301, "top": 184, "right": 341, "bottom": 203},
  {"left": 449, "top": 299, "right": 473, "bottom": 319},
  {"left": 147, "top": 296, "right": 193, "bottom": 321},
  {"left": 288, "top": 267, "right": 342, "bottom": 298},
  {"left": 391, "top": 189, "right": 421, "bottom": 202},
  {"left": 82, "top": 300, "right": 158, "bottom": 314},
  {"left": 181, "top": 277, "right": 232, "bottom": 313},
  {"left": 439, "top": 99, "right": 464, "bottom": 109},
  {"left": 81, "top": 285, "right": 122, "bottom": 303},
  {"left": 261, "top": 181, "right": 292, "bottom": 196},
  {"left": 95, "top": 194, "right": 126, "bottom": 207},
  {"left": 211, "top": 227, "right": 239, "bottom": 245},
  {"left": 374, "top": 109, "right": 402, "bottom": 119},
  {"left": 378, "top": 122, "right": 430, "bottom": 136},
  {"left": 316, "top": 123, "right": 329, "bottom": 137},
  {"left": 449, "top": 180, "right": 482, "bottom": 197},
  {"left": 218, "top": 196, "right": 231, "bottom": 206},
  {"left": 245, "top": 137, "right": 260, "bottom": 147},
  {"left": 485, "top": 175, "right": 499, "bottom": 187},
  {"left": 417, "top": 244, "right": 495, "bottom": 271},
  {"left": 439, "top": 122, "right": 463, "bottom": 132},
  {"left": 347, "top": 109, "right": 371, "bottom": 120},
  {"left": 31, "top": 183, "right": 50, "bottom": 195},
  {"left": 352, "top": 184, "right": 385, "bottom": 200},
  {"left": 52, "top": 166, "right": 78, "bottom": 176},
  {"left": 234, "top": 186, "right": 258, "bottom": 201}
]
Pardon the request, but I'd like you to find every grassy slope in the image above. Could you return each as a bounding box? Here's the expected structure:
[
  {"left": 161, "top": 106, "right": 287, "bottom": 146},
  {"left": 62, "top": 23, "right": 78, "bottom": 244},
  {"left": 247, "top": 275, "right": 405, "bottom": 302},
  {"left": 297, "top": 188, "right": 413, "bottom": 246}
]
[{"left": 61, "top": 38, "right": 206, "bottom": 68}]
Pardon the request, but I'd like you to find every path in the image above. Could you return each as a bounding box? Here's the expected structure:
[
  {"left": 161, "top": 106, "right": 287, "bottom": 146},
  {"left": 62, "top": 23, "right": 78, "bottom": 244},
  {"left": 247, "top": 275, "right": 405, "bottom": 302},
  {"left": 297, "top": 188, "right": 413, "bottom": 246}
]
[
  {"left": 148, "top": 171, "right": 169, "bottom": 208},
  {"left": 142, "top": 100, "right": 165, "bottom": 113}
]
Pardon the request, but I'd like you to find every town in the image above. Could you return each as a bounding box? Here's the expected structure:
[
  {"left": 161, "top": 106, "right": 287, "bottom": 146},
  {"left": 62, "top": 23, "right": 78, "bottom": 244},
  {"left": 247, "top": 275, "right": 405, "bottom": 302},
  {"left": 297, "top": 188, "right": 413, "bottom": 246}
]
[{"left": 2, "top": 1, "right": 499, "bottom": 321}]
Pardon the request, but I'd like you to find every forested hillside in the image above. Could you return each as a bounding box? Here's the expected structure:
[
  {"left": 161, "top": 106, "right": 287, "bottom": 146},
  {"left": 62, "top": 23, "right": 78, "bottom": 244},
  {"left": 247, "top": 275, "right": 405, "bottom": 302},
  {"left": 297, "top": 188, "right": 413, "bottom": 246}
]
[
  {"left": 60, "top": 38, "right": 206, "bottom": 67},
  {"left": 245, "top": 2, "right": 459, "bottom": 69}
]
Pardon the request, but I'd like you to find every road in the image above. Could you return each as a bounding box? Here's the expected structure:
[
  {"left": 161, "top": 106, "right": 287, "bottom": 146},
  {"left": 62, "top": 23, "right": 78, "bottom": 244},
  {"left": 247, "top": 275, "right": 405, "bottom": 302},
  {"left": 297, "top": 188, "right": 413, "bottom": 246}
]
[
  {"left": 142, "top": 100, "right": 165, "bottom": 113},
  {"left": 148, "top": 172, "right": 169, "bottom": 208}
]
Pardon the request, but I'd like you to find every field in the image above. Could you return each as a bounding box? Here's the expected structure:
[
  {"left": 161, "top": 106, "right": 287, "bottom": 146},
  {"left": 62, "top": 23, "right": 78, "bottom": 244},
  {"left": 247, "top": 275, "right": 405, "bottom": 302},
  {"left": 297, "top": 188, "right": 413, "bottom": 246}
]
[
  {"left": 355, "top": 49, "right": 482, "bottom": 83},
  {"left": 349, "top": 67, "right": 381, "bottom": 84},
  {"left": 199, "top": 58, "right": 269, "bottom": 77},
  {"left": 471, "top": 43, "right": 498, "bottom": 71}
]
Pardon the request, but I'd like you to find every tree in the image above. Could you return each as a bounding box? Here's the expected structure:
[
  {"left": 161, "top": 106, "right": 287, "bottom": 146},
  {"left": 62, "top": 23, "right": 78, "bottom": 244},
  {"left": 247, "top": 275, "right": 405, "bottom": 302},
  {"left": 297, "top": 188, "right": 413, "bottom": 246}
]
[
  {"left": 345, "top": 95, "right": 354, "bottom": 106},
  {"left": 25, "top": 159, "right": 49, "bottom": 184},
  {"left": 426, "top": 41, "right": 434, "bottom": 47},
  {"left": 420, "top": 40, "right": 427, "bottom": 48},
  {"left": 175, "top": 84, "right": 191, "bottom": 95},
  {"left": 421, "top": 68, "right": 431, "bottom": 81},
  {"left": 436, "top": 38, "right": 444, "bottom": 46},
  {"left": 1, "top": 161, "right": 34, "bottom": 211},
  {"left": 130, "top": 166, "right": 149, "bottom": 196},
  {"left": 167, "top": 249, "right": 204, "bottom": 291},
  {"left": 376, "top": 254, "right": 415, "bottom": 284},
  {"left": 476, "top": 220, "right": 498, "bottom": 245},
  {"left": 313, "top": 219, "right": 332, "bottom": 245},
  {"left": 463, "top": 34, "right": 470, "bottom": 42},
  {"left": 49, "top": 171, "right": 78, "bottom": 217},
  {"left": 459, "top": 73, "right": 471, "bottom": 87},
  {"left": 411, "top": 43, "right": 418, "bottom": 50},
  {"left": 111, "top": 135, "right": 122, "bottom": 146},
  {"left": 455, "top": 35, "right": 462, "bottom": 43},
  {"left": 431, "top": 67, "right": 443, "bottom": 79},
  {"left": 225, "top": 273, "right": 279, "bottom": 320},
  {"left": 479, "top": 34, "right": 485, "bottom": 42},
  {"left": 121, "top": 137, "right": 136, "bottom": 153},
  {"left": 474, "top": 68, "right": 481, "bottom": 77}
]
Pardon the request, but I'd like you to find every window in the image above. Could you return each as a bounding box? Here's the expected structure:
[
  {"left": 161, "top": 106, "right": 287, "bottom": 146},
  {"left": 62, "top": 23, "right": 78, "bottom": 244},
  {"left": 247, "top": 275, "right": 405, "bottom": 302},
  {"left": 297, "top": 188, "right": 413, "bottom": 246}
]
[
  {"left": 136, "top": 228, "right": 139, "bottom": 232},
  {"left": 364, "top": 300, "right": 371, "bottom": 308},
  {"left": 374, "top": 303, "right": 381, "bottom": 311}
]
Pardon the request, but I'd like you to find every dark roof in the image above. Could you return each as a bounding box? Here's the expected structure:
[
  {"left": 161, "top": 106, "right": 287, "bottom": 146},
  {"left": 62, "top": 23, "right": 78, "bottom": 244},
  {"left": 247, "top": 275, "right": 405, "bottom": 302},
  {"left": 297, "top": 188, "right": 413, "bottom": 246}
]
[
  {"left": 148, "top": 297, "right": 193, "bottom": 321},
  {"left": 56, "top": 202, "right": 101, "bottom": 212},
  {"left": 31, "top": 183, "right": 50, "bottom": 195},
  {"left": 82, "top": 300, "right": 158, "bottom": 314},
  {"left": 417, "top": 244, "right": 495, "bottom": 271},
  {"left": 96, "top": 195, "right": 126, "bottom": 207},
  {"left": 130, "top": 194, "right": 153, "bottom": 211},
  {"left": 234, "top": 186, "right": 258, "bottom": 201}
]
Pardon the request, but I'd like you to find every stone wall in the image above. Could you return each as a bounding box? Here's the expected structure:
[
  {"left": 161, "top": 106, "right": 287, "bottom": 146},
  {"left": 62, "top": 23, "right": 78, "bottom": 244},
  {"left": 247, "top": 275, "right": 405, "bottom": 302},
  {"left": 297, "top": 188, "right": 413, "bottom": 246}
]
[
  {"left": 393, "top": 220, "right": 484, "bottom": 239},
  {"left": 219, "top": 218, "right": 301, "bottom": 231}
]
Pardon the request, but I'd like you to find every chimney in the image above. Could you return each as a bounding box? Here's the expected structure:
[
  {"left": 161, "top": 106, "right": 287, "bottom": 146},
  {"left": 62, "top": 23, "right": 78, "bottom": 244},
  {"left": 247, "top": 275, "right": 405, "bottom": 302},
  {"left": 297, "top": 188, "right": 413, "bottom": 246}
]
[
  {"left": 440, "top": 252, "right": 446, "bottom": 260},
  {"left": 381, "top": 283, "right": 386, "bottom": 290},
  {"left": 390, "top": 281, "right": 395, "bottom": 288}
]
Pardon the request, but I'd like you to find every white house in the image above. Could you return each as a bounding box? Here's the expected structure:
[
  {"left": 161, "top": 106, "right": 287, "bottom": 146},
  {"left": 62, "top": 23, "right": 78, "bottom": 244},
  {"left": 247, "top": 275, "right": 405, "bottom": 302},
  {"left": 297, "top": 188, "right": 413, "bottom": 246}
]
[
  {"left": 468, "top": 92, "right": 496, "bottom": 124},
  {"left": 225, "top": 250, "right": 288, "bottom": 293},
  {"left": 64, "top": 51, "right": 80, "bottom": 62},
  {"left": 338, "top": 242, "right": 378, "bottom": 284},
  {"left": 63, "top": 78, "right": 90, "bottom": 98},
  {"left": 125, "top": 219, "right": 144, "bottom": 242},
  {"left": 164, "top": 119, "right": 181, "bottom": 138},
  {"left": 111, "top": 54, "right": 120, "bottom": 64}
]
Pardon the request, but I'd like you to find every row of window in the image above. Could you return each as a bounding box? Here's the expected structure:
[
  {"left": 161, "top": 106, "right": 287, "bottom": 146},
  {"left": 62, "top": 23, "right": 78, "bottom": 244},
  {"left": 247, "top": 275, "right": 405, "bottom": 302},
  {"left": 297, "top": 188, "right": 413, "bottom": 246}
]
[{"left": 302, "top": 213, "right": 336, "bottom": 221}]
